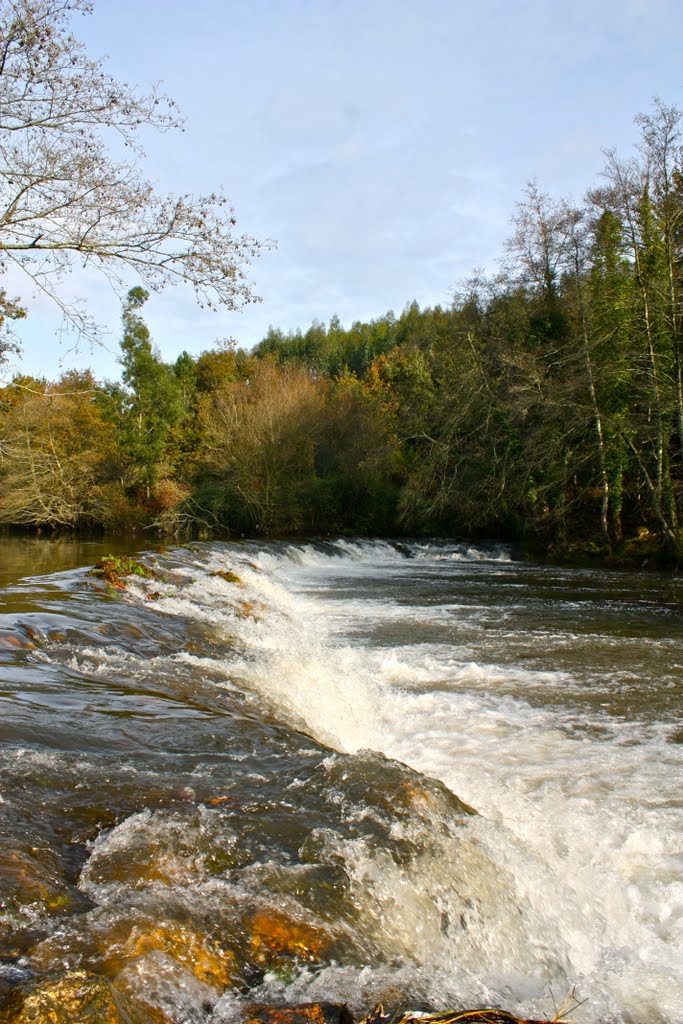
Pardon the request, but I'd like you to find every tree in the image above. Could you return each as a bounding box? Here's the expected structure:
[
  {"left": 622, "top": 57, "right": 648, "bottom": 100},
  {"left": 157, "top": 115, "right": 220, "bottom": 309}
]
[
  {"left": 635, "top": 100, "right": 683, "bottom": 459},
  {"left": 194, "top": 340, "right": 251, "bottom": 393},
  {"left": 596, "top": 132, "right": 680, "bottom": 541},
  {"left": 0, "top": 0, "right": 264, "bottom": 353},
  {"left": 0, "top": 287, "right": 25, "bottom": 361},
  {"left": 118, "top": 287, "right": 182, "bottom": 497},
  {"left": 583, "top": 208, "right": 633, "bottom": 543},
  {"left": 315, "top": 366, "right": 401, "bottom": 531},
  {"left": 197, "top": 360, "right": 326, "bottom": 534},
  {"left": 0, "top": 369, "right": 127, "bottom": 526}
]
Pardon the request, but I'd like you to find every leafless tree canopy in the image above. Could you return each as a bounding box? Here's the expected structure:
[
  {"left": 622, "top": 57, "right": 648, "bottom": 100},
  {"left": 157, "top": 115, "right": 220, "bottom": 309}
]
[{"left": 0, "top": 0, "right": 265, "bottom": 347}]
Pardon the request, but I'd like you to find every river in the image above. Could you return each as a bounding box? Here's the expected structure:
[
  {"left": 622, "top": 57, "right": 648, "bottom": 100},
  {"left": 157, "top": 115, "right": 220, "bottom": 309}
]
[{"left": 0, "top": 537, "right": 681, "bottom": 1024}]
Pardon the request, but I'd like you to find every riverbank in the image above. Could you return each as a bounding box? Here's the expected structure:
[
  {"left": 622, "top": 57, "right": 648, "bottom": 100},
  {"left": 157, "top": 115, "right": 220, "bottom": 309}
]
[{"left": 523, "top": 529, "right": 683, "bottom": 576}]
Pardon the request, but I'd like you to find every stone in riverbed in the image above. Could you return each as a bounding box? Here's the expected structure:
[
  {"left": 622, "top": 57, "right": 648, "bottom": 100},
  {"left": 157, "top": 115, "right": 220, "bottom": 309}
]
[
  {"left": 0, "top": 846, "right": 74, "bottom": 914},
  {"left": 29, "top": 916, "right": 239, "bottom": 994},
  {"left": 0, "top": 845, "right": 87, "bottom": 958},
  {"left": 248, "top": 909, "right": 330, "bottom": 968},
  {"left": 243, "top": 1003, "right": 354, "bottom": 1024},
  {"left": 88, "top": 555, "right": 160, "bottom": 591},
  {"left": 0, "top": 971, "right": 26, "bottom": 1020},
  {"left": 4, "top": 970, "right": 173, "bottom": 1024},
  {"left": 108, "top": 920, "right": 238, "bottom": 989}
]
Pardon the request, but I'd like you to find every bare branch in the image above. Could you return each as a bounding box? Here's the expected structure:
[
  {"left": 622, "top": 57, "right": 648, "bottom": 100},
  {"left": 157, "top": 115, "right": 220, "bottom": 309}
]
[{"left": 0, "top": 0, "right": 269, "bottom": 357}]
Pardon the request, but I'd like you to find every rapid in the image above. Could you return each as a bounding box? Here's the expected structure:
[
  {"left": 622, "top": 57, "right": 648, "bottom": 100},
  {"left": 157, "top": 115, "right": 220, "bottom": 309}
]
[{"left": 0, "top": 538, "right": 681, "bottom": 1024}]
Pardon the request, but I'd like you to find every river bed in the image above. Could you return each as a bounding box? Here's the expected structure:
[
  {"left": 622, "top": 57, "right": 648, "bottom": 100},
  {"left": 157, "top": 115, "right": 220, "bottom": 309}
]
[{"left": 0, "top": 537, "right": 681, "bottom": 1023}]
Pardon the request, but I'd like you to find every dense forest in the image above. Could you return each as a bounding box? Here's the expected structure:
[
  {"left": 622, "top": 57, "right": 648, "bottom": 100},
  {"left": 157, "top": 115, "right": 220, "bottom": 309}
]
[{"left": 2, "top": 101, "right": 683, "bottom": 562}]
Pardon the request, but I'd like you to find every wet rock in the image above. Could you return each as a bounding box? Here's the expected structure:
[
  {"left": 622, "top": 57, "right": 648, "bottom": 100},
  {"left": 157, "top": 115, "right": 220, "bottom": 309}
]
[
  {"left": 320, "top": 751, "right": 476, "bottom": 829},
  {"left": 395, "top": 778, "right": 477, "bottom": 819},
  {"left": 0, "top": 848, "right": 70, "bottom": 911},
  {"left": 389, "top": 542, "right": 414, "bottom": 559},
  {"left": 210, "top": 570, "right": 242, "bottom": 584},
  {"left": 108, "top": 921, "right": 237, "bottom": 989},
  {"left": 0, "top": 969, "right": 27, "bottom": 1019},
  {"left": 79, "top": 808, "right": 239, "bottom": 892},
  {"left": 204, "top": 794, "right": 241, "bottom": 809},
  {"left": 0, "top": 845, "right": 83, "bottom": 956},
  {"left": 236, "top": 599, "right": 264, "bottom": 620},
  {"left": 30, "top": 912, "right": 239, "bottom": 995},
  {"left": 4, "top": 970, "right": 173, "bottom": 1024},
  {"left": 114, "top": 953, "right": 219, "bottom": 1023},
  {"left": 0, "top": 928, "right": 47, "bottom": 962},
  {"left": 243, "top": 1003, "right": 353, "bottom": 1024},
  {"left": 0, "top": 633, "right": 36, "bottom": 651},
  {"left": 88, "top": 556, "right": 159, "bottom": 590},
  {"left": 249, "top": 909, "right": 329, "bottom": 968}
]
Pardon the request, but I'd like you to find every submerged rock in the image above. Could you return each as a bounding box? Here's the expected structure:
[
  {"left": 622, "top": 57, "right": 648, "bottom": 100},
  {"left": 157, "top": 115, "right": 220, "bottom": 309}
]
[
  {"left": 0, "top": 847, "right": 72, "bottom": 913},
  {"left": 318, "top": 750, "right": 476, "bottom": 829},
  {"left": 29, "top": 913, "right": 239, "bottom": 996},
  {"left": 4, "top": 970, "right": 173, "bottom": 1024},
  {"left": 110, "top": 920, "right": 238, "bottom": 989},
  {"left": 0, "top": 632, "right": 37, "bottom": 651},
  {"left": 0, "top": 970, "right": 26, "bottom": 1019},
  {"left": 248, "top": 909, "right": 330, "bottom": 969},
  {"left": 0, "top": 844, "right": 87, "bottom": 958},
  {"left": 244, "top": 1003, "right": 353, "bottom": 1024},
  {"left": 114, "top": 952, "right": 219, "bottom": 1022},
  {"left": 389, "top": 542, "right": 414, "bottom": 559},
  {"left": 79, "top": 807, "right": 240, "bottom": 893}
]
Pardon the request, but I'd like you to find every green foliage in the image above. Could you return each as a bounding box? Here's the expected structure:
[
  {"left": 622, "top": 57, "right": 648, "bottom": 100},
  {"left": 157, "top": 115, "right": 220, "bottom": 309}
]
[
  {"left": 210, "top": 570, "right": 242, "bottom": 583},
  {"left": 0, "top": 371, "right": 131, "bottom": 529},
  {"left": 118, "top": 288, "right": 183, "bottom": 496},
  {"left": 89, "top": 555, "right": 158, "bottom": 586},
  {"left": 2, "top": 99, "right": 683, "bottom": 556}
]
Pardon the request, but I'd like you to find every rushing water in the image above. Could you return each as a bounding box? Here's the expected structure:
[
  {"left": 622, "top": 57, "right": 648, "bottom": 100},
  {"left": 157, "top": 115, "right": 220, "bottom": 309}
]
[{"left": 0, "top": 537, "right": 681, "bottom": 1024}]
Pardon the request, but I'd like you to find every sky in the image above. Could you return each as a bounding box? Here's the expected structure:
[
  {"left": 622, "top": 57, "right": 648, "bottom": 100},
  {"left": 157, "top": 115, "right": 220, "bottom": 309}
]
[{"left": 4, "top": 0, "right": 683, "bottom": 381}]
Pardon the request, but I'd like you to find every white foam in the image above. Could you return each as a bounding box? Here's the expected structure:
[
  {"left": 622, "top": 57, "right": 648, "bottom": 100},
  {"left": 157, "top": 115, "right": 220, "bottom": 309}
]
[{"left": 126, "top": 541, "right": 682, "bottom": 1021}]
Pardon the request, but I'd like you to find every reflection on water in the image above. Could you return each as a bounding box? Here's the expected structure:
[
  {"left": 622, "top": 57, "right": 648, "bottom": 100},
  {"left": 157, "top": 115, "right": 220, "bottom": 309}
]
[
  {"left": 0, "top": 532, "right": 147, "bottom": 589},
  {"left": 0, "top": 537, "right": 681, "bottom": 1024}
]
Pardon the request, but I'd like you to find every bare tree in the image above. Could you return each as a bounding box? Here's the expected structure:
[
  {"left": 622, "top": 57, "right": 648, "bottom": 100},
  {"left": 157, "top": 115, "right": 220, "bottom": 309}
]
[{"left": 0, "top": 0, "right": 266, "bottom": 353}]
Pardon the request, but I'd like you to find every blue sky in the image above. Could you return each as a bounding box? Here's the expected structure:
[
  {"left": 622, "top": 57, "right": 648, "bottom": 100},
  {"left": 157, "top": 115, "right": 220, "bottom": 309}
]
[{"left": 5, "top": 0, "right": 683, "bottom": 381}]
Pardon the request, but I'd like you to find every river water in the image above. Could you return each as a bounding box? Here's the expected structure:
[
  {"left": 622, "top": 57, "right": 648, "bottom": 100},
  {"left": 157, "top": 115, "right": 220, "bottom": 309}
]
[{"left": 0, "top": 537, "right": 681, "bottom": 1023}]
